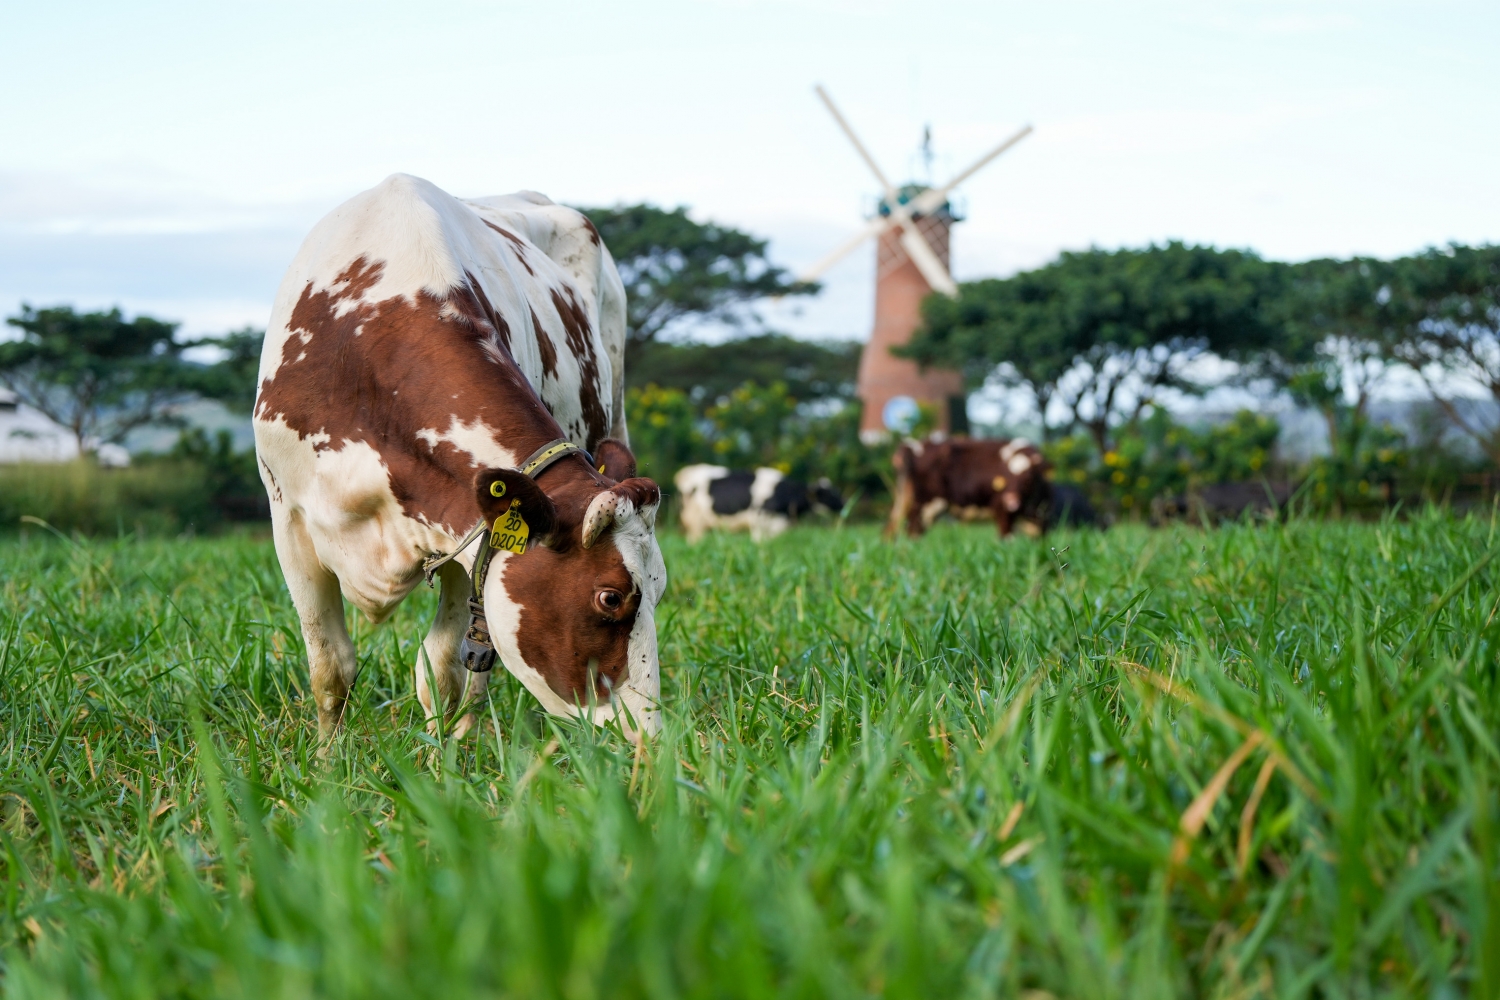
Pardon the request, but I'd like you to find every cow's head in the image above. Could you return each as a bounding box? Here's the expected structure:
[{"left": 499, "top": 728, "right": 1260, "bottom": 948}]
[
  {"left": 994, "top": 440, "right": 1048, "bottom": 514},
  {"left": 474, "top": 439, "right": 666, "bottom": 737}
]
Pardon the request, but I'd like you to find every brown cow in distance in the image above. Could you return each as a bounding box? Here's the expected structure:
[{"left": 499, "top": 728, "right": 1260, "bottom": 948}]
[{"left": 890, "top": 436, "right": 1052, "bottom": 538}]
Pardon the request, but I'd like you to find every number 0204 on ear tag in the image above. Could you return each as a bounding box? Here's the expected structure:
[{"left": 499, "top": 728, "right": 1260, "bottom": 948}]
[{"left": 489, "top": 500, "right": 531, "bottom": 553}]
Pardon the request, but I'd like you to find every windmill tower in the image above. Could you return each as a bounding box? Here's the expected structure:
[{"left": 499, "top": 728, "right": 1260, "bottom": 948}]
[{"left": 801, "top": 86, "right": 1031, "bottom": 440}]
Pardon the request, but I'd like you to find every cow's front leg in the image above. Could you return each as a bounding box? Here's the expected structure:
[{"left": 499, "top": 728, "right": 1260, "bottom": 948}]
[
  {"left": 416, "top": 558, "right": 490, "bottom": 738},
  {"left": 992, "top": 499, "right": 1017, "bottom": 537},
  {"left": 271, "top": 509, "right": 358, "bottom": 738},
  {"left": 887, "top": 477, "right": 913, "bottom": 539}
]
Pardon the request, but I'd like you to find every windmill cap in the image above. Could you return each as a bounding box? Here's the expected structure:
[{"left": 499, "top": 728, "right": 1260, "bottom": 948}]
[{"left": 877, "top": 183, "right": 962, "bottom": 222}]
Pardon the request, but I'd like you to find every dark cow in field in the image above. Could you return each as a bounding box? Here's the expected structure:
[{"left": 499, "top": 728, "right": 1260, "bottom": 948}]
[
  {"left": 254, "top": 174, "right": 666, "bottom": 739},
  {"left": 1151, "top": 481, "right": 1293, "bottom": 525},
  {"left": 1041, "top": 483, "right": 1101, "bottom": 530},
  {"left": 890, "top": 436, "right": 1054, "bottom": 538},
  {"left": 674, "top": 464, "right": 845, "bottom": 542}
]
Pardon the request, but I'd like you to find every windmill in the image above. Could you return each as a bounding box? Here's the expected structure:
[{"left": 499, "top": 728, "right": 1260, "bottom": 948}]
[{"left": 803, "top": 85, "right": 1031, "bottom": 439}]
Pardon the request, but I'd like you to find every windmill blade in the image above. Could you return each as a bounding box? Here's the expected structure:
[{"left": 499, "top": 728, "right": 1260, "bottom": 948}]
[
  {"left": 935, "top": 124, "right": 1033, "bottom": 196},
  {"left": 907, "top": 124, "right": 1033, "bottom": 216},
  {"left": 814, "top": 84, "right": 898, "bottom": 197},
  {"left": 895, "top": 219, "right": 959, "bottom": 297},
  {"left": 799, "top": 215, "right": 895, "bottom": 283}
]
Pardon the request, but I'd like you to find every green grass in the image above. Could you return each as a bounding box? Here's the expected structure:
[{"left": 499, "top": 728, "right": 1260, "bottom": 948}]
[
  {"left": 2, "top": 512, "right": 1499, "bottom": 997},
  {"left": 0, "top": 460, "right": 214, "bottom": 536}
]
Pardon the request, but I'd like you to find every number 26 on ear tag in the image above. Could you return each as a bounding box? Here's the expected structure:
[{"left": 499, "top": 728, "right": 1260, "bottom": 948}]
[{"left": 490, "top": 500, "right": 531, "bottom": 553}]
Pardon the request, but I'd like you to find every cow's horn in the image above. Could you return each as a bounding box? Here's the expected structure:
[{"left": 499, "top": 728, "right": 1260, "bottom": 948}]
[{"left": 581, "top": 491, "right": 621, "bottom": 549}]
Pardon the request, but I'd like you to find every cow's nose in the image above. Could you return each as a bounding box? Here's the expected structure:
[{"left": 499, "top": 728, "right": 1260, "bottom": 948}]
[{"left": 615, "top": 686, "right": 661, "bottom": 738}]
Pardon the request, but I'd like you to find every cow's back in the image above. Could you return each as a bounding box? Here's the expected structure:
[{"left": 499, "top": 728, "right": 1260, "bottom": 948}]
[{"left": 461, "top": 192, "right": 627, "bottom": 424}]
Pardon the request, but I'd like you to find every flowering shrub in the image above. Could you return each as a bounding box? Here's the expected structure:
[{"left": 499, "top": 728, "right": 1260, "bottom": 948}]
[
  {"left": 1043, "top": 409, "right": 1284, "bottom": 516},
  {"left": 1302, "top": 419, "right": 1408, "bottom": 513},
  {"left": 626, "top": 381, "right": 888, "bottom": 501},
  {"left": 623, "top": 384, "right": 703, "bottom": 484}
]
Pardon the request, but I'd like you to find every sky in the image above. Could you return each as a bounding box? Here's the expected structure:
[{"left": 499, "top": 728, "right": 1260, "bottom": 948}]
[{"left": 1, "top": 0, "right": 1497, "bottom": 343}]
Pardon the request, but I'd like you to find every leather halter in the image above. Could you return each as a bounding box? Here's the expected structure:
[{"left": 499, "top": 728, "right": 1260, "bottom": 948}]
[
  {"left": 516, "top": 439, "right": 586, "bottom": 479},
  {"left": 418, "top": 438, "right": 592, "bottom": 673}
]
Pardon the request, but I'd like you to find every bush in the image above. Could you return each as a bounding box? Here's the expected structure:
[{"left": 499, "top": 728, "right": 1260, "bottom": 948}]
[
  {"left": 625, "top": 383, "right": 707, "bottom": 485},
  {"left": 627, "top": 380, "right": 889, "bottom": 503},
  {"left": 168, "top": 427, "right": 271, "bottom": 522},
  {"left": 0, "top": 429, "right": 269, "bottom": 535},
  {"left": 0, "top": 459, "right": 213, "bottom": 535},
  {"left": 1045, "top": 409, "right": 1284, "bottom": 517}
]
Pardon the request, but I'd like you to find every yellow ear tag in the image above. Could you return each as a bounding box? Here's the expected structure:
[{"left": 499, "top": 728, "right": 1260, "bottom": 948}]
[
  {"left": 992, "top": 475, "right": 1008, "bottom": 491},
  {"left": 489, "top": 499, "right": 531, "bottom": 553},
  {"left": 489, "top": 480, "right": 507, "bottom": 497},
  {"left": 597, "top": 463, "right": 606, "bottom": 474}
]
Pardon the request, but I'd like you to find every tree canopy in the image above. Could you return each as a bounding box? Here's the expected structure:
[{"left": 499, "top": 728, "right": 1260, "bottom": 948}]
[
  {"left": 628, "top": 333, "right": 859, "bottom": 403},
  {"left": 186, "top": 327, "right": 265, "bottom": 414},
  {"left": 577, "top": 204, "right": 814, "bottom": 364},
  {"left": 1380, "top": 245, "right": 1500, "bottom": 462},
  {"left": 903, "top": 242, "right": 1283, "bottom": 450},
  {"left": 0, "top": 305, "right": 205, "bottom": 452}
]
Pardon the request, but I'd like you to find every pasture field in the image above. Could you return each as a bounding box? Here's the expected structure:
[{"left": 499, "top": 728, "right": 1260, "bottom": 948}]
[{"left": 1, "top": 513, "right": 1499, "bottom": 998}]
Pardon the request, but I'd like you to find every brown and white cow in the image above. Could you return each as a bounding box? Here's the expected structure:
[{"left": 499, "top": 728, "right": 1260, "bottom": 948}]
[
  {"left": 254, "top": 174, "right": 666, "bottom": 739},
  {"left": 889, "top": 435, "right": 1051, "bottom": 538}
]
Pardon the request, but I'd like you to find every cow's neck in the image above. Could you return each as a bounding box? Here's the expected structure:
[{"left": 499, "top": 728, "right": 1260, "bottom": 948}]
[{"left": 423, "top": 350, "right": 601, "bottom": 512}]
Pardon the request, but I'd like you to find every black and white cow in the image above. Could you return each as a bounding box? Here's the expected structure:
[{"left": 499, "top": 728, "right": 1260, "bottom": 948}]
[
  {"left": 254, "top": 174, "right": 666, "bottom": 739},
  {"left": 674, "top": 464, "right": 845, "bottom": 542}
]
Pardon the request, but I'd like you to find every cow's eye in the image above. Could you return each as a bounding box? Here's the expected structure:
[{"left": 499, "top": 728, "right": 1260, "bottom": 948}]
[{"left": 596, "top": 589, "right": 625, "bottom": 614}]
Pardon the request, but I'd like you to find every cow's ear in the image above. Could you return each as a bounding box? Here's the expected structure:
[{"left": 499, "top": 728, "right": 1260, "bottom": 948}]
[
  {"left": 594, "top": 438, "right": 637, "bottom": 481},
  {"left": 475, "top": 469, "right": 558, "bottom": 539}
]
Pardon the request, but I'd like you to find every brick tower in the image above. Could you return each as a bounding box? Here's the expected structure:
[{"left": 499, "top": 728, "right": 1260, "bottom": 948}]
[{"left": 856, "top": 192, "right": 966, "bottom": 441}]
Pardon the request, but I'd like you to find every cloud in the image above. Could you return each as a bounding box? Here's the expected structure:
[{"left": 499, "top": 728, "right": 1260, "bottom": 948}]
[
  {"left": 0, "top": 228, "right": 296, "bottom": 335},
  {"left": 0, "top": 168, "right": 324, "bottom": 236}
]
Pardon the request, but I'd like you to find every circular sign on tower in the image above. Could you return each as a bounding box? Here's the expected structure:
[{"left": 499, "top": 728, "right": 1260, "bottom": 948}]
[{"left": 882, "top": 395, "right": 920, "bottom": 434}]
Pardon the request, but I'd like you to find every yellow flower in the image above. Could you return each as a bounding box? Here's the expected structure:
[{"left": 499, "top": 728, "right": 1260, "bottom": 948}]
[
  {"left": 1112, "top": 471, "right": 1128, "bottom": 485},
  {"left": 1104, "top": 451, "right": 1120, "bottom": 466}
]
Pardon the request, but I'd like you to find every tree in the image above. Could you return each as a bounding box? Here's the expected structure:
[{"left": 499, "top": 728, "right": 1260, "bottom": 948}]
[
  {"left": 0, "top": 305, "right": 203, "bottom": 453},
  {"left": 903, "top": 243, "right": 1282, "bottom": 452},
  {"left": 1260, "top": 257, "right": 1402, "bottom": 493},
  {"left": 187, "top": 327, "right": 265, "bottom": 414},
  {"left": 1381, "top": 245, "right": 1500, "bottom": 464},
  {"left": 628, "top": 333, "right": 859, "bottom": 403},
  {"left": 577, "top": 204, "right": 815, "bottom": 366}
]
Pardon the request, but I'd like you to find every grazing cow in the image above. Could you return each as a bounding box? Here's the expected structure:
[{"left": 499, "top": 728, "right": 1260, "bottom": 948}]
[
  {"left": 889, "top": 436, "right": 1052, "bottom": 538},
  {"left": 254, "top": 174, "right": 666, "bottom": 739},
  {"left": 674, "top": 464, "right": 845, "bottom": 543},
  {"left": 1151, "top": 481, "right": 1292, "bottom": 525}
]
